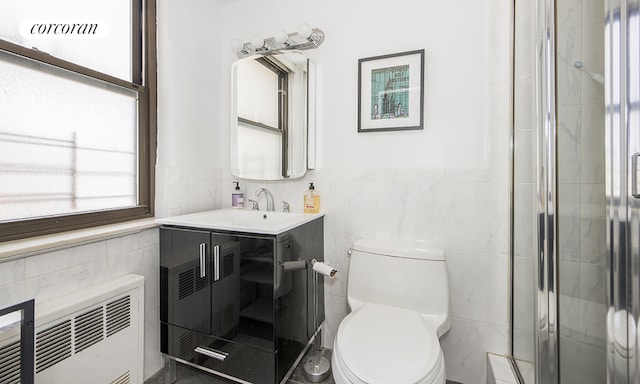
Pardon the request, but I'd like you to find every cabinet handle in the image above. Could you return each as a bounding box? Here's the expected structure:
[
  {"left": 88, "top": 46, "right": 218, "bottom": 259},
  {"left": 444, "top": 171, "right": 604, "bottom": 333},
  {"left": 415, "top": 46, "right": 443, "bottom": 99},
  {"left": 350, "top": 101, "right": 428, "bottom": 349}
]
[
  {"left": 195, "top": 346, "right": 228, "bottom": 361},
  {"left": 199, "top": 243, "right": 206, "bottom": 278},
  {"left": 213, "top": 245, "right": 220, "bottom": 281}
]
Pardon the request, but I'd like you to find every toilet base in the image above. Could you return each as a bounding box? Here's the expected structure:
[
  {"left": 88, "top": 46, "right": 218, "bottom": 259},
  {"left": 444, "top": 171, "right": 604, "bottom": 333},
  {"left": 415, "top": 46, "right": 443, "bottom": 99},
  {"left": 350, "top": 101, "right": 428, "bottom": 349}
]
[
  {"left": 303, "top": 355, "right": 332, "bottom": 382},
  {"left": 332, "top": 337, "right": 447, "bottom": 384}
]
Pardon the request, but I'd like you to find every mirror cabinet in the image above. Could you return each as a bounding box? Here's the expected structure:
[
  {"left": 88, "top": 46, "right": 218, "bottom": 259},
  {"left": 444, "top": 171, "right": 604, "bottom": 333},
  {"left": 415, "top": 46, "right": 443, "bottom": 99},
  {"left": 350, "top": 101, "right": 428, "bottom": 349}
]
[{"left": 231, "top": 51, "right": 315, "bottom": 180}]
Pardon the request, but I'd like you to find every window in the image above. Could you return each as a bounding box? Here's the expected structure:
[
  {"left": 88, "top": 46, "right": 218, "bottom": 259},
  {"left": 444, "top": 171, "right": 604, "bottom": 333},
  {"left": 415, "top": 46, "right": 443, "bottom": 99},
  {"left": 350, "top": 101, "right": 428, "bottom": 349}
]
[{"left": 0, "top": 0, "right": 156, "bottom": 242}]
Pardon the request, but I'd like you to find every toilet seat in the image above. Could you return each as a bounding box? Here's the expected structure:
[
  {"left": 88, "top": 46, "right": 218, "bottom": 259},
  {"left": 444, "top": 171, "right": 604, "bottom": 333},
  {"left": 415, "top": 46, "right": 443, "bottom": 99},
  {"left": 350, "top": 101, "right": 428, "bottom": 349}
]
[{"left": 333, "top": 302, "right": 445, "bottom": 384}]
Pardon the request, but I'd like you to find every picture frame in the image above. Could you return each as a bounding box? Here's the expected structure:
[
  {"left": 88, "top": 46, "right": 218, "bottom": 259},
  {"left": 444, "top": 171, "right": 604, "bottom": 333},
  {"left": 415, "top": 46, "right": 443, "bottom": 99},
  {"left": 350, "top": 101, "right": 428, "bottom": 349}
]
[{"left": 357, "top": 49, "right": 425, "bottom": 132}]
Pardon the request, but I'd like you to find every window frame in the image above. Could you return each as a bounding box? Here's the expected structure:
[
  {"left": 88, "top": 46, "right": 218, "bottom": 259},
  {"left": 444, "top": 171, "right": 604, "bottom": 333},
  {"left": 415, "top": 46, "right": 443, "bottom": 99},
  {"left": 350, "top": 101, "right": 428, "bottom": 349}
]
[{"left": 0, "top": 0, "right": 157, "bottom": 242}]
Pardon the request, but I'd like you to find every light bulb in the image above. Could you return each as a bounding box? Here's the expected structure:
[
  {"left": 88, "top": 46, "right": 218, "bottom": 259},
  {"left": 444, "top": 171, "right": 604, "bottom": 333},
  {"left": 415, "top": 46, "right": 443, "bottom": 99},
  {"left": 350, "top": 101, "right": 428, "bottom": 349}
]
[
  {"left": 274, "top": 29, "right": 289, "bottom": 44},
  {"left": 297, "top": 23, "right": 312, "bottom": 39},
  {"left": 230, "top": 39, "right": 245, "bottom": 53},
  {"left": 250, "top": 35, "right": 264, "bottom": 49}
]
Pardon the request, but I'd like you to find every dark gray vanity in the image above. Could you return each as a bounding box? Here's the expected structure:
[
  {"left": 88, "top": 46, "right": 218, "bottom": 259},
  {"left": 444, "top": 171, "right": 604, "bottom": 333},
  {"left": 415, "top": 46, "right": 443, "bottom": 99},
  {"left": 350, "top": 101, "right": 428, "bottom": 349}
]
[{"left": 158, "top": 209, "right": 324, "bottom": 384}]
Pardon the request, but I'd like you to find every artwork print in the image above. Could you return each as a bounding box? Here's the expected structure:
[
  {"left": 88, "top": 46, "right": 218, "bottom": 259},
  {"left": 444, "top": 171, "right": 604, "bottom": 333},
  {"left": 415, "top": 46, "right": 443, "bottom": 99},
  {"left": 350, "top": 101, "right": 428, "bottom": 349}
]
[
  {"left": 358, "top": 49, "right": 424, "bottom": 132},
  {"left": 370, "top": 64, "right": 410, "bottom": 120}
]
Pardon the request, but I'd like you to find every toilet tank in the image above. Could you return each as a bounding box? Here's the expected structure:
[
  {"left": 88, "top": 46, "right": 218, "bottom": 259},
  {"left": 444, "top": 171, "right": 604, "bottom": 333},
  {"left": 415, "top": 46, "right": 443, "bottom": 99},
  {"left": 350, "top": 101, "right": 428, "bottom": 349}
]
[{"left": 347, "top": 239, "right": 450, "bottom": 335}]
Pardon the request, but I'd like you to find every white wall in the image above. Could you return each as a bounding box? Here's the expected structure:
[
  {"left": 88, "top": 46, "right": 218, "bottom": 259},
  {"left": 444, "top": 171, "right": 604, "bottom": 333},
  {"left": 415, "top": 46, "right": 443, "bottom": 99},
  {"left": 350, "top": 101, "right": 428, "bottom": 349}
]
[
  {"left": 156, "top": 0, "right": 512, "bottom": 383},
  {"left": 155, "top": 0, "right": 225, "bottom": 218}
]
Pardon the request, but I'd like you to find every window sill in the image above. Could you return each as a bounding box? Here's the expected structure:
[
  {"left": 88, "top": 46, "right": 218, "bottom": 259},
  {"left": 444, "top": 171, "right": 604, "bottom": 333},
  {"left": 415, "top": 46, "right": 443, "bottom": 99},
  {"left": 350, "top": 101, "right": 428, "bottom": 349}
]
[{"left": 0, "top": 218, "right": 158, "bottom": 262}]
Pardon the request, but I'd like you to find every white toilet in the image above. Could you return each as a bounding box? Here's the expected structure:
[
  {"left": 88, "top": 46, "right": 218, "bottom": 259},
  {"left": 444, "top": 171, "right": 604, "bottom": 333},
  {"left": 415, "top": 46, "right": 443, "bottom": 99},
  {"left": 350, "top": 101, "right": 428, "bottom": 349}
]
[{"left": 332, "top": 238, "right": 450, "bottom": 384}]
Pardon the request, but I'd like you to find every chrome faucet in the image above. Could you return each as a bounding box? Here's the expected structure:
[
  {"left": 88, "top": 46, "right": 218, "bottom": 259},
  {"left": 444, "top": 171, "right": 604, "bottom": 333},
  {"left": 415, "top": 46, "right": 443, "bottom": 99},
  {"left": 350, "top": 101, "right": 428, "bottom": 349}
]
[{"left": 255, "top": 188, "right": 275, "bottom": 211}]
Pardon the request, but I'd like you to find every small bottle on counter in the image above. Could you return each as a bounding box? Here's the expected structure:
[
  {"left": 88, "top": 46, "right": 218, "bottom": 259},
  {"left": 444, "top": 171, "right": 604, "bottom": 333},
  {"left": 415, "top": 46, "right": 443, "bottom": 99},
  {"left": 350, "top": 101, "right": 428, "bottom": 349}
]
[
  {"left": 304, "top": 182, "right": 320, "bottom": 213},
  {"left": 232, "top": 181, "right": 244, "bottom": 208}
]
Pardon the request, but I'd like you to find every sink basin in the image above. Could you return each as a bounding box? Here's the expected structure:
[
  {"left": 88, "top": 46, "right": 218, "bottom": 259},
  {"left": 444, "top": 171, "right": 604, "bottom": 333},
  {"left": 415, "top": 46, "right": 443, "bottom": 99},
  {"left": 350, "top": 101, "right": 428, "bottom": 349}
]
[{"left": 156, "top": 208, "right": 324, "bottom": 235}]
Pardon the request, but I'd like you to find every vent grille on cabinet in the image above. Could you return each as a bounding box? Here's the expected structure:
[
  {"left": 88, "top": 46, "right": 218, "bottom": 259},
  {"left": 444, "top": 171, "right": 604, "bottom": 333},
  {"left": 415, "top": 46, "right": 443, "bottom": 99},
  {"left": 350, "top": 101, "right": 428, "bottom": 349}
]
[
  {"left": 177, "top": 320, "right": 209, "bottom": 359},
  {"left": 74, "top": 307, "right": 104, "bottom": 353},
  {"left": 36, "top": 320, "right": 72, "bottom": 373},
  {"left": 178, "top": 330, "right": 196, "bottom": 359},
  {"left": 223, "top": 254, "right": 234, "bottom": 277},
  {"left": 106, "top": 296, "right": 131, "bottom": 337},
  {"left": 178, "top": 269, "right": 195, "bottom": 300},
  {"left": 195, "top": 267, "right": 208, "bottom": 292},
  {"left": 178, "top": 265, "right": 213, "bottom": 301},
  {"left": 211, "top": 304, "right": 234, "bottom": 335},
  {"left": 0, "top": 340, "right": 20, "bottom": 384}
]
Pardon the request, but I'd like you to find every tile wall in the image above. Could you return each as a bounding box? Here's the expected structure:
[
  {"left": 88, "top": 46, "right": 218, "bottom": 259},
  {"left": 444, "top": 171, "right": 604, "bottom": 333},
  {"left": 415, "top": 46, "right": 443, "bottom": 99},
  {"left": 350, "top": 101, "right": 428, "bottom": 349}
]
[{"left": 0, "top": 229, "right": 163, "bottom": 381}]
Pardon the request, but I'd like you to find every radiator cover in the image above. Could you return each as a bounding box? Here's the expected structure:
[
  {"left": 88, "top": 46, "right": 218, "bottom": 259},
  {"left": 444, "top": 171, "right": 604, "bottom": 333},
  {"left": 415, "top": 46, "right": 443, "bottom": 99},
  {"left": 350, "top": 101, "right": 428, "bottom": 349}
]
[{"left": 0, "top": 274, "right": 145, "bottom": 384}]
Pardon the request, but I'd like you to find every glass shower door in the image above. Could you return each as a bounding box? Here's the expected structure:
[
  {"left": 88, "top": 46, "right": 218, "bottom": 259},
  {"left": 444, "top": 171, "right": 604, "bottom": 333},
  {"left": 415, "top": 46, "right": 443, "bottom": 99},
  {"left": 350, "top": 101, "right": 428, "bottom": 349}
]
[
  {"left": 556, "top": 0, "right": 607, "bottom": 383},
  {"left": 513, "top": 0, "right": 640, "bottom": 382},
  {"left": 511, "top": 0, "right": 608, "bottom": 383}
]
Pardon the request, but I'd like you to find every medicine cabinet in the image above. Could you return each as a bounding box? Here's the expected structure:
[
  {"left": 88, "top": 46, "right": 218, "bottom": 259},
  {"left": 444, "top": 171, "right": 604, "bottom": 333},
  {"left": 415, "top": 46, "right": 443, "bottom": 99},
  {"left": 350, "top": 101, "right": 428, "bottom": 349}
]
[{"left": 230, "top": 50, "right": 316, "bottom": 180}]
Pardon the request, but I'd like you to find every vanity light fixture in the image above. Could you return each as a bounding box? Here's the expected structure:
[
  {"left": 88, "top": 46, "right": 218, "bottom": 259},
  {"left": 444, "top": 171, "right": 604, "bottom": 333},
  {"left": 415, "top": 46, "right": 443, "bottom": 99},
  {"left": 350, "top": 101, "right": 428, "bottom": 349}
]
[
  {"left": 250, "top": 34, "right": 271, "bottom": 51},
  {"left": 297, "top": 23, "right": 323, "bottom": 46},
  {"left": 231, "top": 23, "right": 325, "bottom": 58},
  {"left": 274, "top": 29, "right": 294, "bottom": 47},
  {"left": 230, "top": 38, "right": 252, "bottom": 55}
]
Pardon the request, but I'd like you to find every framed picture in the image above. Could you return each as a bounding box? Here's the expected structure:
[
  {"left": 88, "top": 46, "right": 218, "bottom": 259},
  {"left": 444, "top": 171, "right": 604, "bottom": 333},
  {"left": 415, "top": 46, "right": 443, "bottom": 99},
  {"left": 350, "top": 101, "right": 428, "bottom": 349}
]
[{"left": 358, "top": 49, "right": 425, "bottom": 132}]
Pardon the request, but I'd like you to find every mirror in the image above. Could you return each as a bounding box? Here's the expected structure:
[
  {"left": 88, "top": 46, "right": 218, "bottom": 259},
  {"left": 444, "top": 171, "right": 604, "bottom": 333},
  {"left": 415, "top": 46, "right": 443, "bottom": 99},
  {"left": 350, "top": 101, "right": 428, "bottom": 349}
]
[{"left": 231, "top": 50, "right": 315, "bottom": 180}]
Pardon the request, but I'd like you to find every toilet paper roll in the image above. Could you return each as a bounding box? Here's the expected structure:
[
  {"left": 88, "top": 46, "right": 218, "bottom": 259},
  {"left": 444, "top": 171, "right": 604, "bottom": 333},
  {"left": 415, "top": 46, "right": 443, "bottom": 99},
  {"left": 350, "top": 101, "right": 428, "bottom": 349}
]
[{"left": 312, "top": 261, "right": 337, "bottom": 278}]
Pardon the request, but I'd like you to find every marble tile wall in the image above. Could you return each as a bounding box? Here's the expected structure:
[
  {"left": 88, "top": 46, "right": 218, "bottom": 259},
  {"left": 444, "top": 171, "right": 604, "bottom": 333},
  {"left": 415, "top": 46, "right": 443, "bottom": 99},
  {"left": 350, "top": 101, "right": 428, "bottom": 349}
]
[
  {"left": 0, "top": 229, "right": 163, "bottom": 381},
  {"left": 211, "top": 165, "right": 510, "bottom": 384}
]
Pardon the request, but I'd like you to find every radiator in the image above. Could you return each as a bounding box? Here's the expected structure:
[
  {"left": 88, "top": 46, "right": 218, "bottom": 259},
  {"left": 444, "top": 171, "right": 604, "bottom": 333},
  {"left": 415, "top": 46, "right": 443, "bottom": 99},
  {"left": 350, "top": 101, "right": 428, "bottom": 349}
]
[{"left": 0, "top": 274, "right": 145, "bottom": 384}]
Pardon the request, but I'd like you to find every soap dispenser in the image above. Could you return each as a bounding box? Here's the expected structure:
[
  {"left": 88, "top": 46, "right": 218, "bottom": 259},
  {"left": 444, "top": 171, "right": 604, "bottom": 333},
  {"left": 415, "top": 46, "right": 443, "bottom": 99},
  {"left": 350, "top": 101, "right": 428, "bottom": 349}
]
[
  {"left": 304, "top": 183, "right": 320, "bottom": 213},
  {"left": 232, "top": 182, "right": 244, "bottom": 208}
]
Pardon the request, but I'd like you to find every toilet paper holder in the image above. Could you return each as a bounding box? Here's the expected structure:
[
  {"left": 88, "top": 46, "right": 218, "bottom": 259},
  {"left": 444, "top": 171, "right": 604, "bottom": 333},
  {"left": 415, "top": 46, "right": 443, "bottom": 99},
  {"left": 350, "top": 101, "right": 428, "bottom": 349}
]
[
  {"left": 280, "top": 259, "right": 338, "bottom": 279},
  {"left": 279, "top": 258, "right": 337, "bottom": 382}
]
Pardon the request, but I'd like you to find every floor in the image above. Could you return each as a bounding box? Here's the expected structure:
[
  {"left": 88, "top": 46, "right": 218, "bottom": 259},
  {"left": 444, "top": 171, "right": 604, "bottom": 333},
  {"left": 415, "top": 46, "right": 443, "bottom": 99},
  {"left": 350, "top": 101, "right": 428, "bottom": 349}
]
[
  {"left": 145, "top": 348, "right": 335, "bottom": 384},
  {"left": 145, "top": 347, "right": 463, "bottom": 384}
]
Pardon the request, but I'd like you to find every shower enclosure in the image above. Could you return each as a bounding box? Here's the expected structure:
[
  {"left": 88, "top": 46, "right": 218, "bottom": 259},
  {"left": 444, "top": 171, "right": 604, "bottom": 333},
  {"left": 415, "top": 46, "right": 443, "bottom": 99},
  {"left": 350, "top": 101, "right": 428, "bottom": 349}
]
[{"left": 511, "top": 0, "right": 639, "bottom": 383}]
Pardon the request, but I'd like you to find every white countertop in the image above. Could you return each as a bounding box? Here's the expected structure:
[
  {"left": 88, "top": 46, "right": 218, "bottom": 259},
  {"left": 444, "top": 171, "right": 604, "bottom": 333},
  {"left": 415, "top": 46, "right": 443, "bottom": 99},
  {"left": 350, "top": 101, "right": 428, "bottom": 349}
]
[{"left": 156, "top": 208, "right": 325, "bottom": 235}]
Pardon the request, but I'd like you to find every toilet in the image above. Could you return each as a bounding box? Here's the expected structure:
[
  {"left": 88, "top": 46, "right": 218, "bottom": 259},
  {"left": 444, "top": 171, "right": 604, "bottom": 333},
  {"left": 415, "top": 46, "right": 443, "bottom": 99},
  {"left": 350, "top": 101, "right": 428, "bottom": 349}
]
[{"left": 331, "top": 239, "right": 450, "bottom": 384}]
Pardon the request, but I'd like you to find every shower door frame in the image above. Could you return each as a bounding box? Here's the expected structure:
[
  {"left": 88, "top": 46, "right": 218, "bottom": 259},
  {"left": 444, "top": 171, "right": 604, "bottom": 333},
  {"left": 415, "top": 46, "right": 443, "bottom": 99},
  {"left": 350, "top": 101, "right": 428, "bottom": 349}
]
[
  {"left": 534, "top": 0, "right": 560, "bottom": 383},
  {"left": 532, "top": 0, "right": 640, "bottom": 383}
]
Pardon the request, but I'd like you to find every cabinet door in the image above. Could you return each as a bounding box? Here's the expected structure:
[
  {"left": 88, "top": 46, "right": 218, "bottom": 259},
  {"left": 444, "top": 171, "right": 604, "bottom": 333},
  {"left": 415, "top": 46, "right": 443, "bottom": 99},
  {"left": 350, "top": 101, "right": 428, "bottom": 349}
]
[
  {"left": 235, "top": 235, "right": 276, "bottom": 351},
  {"left": 160, "top": 227, "right": 212, "bottom": 334},
  {"left": 209, "top": 233, "right": 241, "bottom": 339}
]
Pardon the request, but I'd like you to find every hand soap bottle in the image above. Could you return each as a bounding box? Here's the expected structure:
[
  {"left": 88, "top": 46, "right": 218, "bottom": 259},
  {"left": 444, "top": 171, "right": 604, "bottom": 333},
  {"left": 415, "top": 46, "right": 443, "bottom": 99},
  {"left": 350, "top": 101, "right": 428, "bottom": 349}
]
[
  {"left": 304, "top": 183, "right": 320, "bottom": 213},
  {"left": 232, "top": 182, "right": 244, "bottom": 208}
]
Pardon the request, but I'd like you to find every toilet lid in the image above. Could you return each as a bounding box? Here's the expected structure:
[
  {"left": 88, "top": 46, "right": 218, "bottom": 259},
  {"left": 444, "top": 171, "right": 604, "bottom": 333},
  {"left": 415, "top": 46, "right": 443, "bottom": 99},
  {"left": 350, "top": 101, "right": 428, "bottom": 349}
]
[{"left": 336, "top": 303, "right": 441, "bottom": 384}]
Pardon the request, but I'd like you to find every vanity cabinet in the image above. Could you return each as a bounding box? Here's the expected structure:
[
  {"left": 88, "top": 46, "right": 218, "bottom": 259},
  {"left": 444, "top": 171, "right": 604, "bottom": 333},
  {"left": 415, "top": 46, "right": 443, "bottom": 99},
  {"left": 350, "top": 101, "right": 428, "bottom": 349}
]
[{"left": 159, "top": 217, "right": 324, "bottom": 384}]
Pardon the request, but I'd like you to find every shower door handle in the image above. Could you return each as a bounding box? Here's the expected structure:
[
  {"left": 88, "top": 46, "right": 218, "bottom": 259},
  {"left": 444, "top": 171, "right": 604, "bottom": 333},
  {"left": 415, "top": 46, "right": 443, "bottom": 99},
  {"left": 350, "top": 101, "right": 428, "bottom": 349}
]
[{"left": 632, "top": 153, "right": 640, "bottom": 198}]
